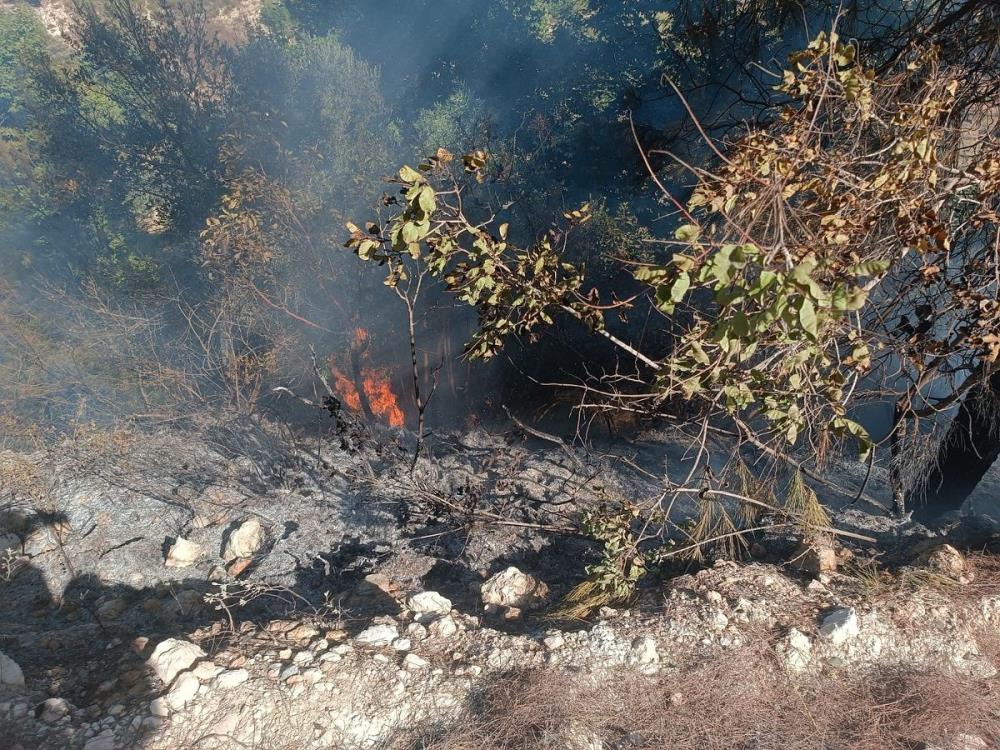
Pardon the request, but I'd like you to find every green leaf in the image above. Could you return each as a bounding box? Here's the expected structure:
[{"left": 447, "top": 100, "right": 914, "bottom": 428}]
[
  {"left": 670, "top": 272, "right": 691, "bottom": 303},
  {"left": 798, "top": 297, "right": 818, "bottom": 339},
  {"left": 399, "top": 165, "right": 422, "bottom": 183},
  {"left": 674, "top": 224, "right": 701, "bottom": 242}
]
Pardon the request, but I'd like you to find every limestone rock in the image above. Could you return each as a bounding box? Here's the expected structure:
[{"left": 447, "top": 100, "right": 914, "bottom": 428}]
[
  {"left": 354, "top": 623, "right": 398, "bottom": 647},
  {"left": 164, "top": 537, "right": 203, "bottom": 568},
  {"left": 480, "top": 567, "right": 549, "bottom": 612},
  {"left": 819, "top": 607, "right": 860, "bottom": 646},
  {"left": 166, "top": 672, "right": 200, "bottom": 711},
  {"left": 38, "top": 697, "right": 72, "bottom": 723},
  {"left": 407, "top": 591, "right": 452, "bottom": 623},
  {"left": 781, "top": 628, "right": 812, "bottom": 673},
  {"left": 223, "top": 518, "right": 265, "bottom": 562},
  {"left": 214, "top": 669, "right": 250, "bottom": 689},
  {"left": 148, "top": 639, "right": 208, "bottom": 685},
  {"left": 0, "top": 651, "right": 25, "bottom": 690}
]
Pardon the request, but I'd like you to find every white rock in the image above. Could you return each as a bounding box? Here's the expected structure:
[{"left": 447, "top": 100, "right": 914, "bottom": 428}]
[
  {"left": 543, "top": 633, "right": 565, "bottom": 650},
  {"left": 819, "top": 607, "right": 860, "bottom": 646},
  {"left": 193, "top": 661, "right": 223, "bottom": 681},
  {"left": 631, "top": 636, "right": 659, "bottom": 666},
  {"left": 0, "top": 651, "right": 25, "bottom": 689},
  {"left": 38, "top": 697, "right": 72, "bottom": 723},
  {"left": 782, "top": 628, "right": 812, "bottom": 673},
  {"left": 149, "top": 698, "right": 169, "bottom": 718},
  {"left": 223, "top": 518, "right": 265, "bottom": 562},
  {"left": 480, "top": 567, "right": 549, "bottom": 610},
  {"left": 213, "top": 669, "right": 249, "bottom": 689},
  {"left": 430, "top": 616, "right": 459, "bottom": 639},
  {"left": 164, "top": 537, "right": 203, "bottom": 567},
  {"left": 403, "top": 654, "right": 429, "bottom": 670},
  {"left": 354, "top": 623, "right": 398, "bottom": 647},
  {"left": 166, "top": 672, "right": 200, "bottom": 710},
  {"left": 391, "top": 638, "right": 412, "bottom": 652},
  {"left": 148, "top": 639, "right": 208, "bottom": 685},
  {"left": 408, "top": 591, "right": 453, "bottom": 622}
]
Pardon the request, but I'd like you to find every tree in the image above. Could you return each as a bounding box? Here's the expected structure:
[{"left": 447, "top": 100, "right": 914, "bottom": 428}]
[{"left": 347, "top": 19, "right": 1000, "bottom": 597}]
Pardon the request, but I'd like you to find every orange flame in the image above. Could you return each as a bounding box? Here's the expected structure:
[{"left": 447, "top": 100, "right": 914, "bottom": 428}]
[
  {"left": 362, "top": 367, "right": 405, "bottom": 427},
  {"left": 329, "top": 328, "right": 406, "bottom": 428}
]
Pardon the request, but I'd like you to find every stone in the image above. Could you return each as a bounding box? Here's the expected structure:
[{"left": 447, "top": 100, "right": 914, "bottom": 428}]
[
  {"left": 166, "top": 672, "right": 200, "bottom": 710},
  {"left": 0, "top": 651, "right": 25, "bottom": 689},
  {"left": 403, "top": 654, "right": 429, "bottom": 670},
  {"left": 543, "top": 633, "right": 565, "bottom": 650},
  {"left": 631, "top": 636, "right": 659, "bottom": 666},
  {"left": 214, "top": 669, "right": 249, "bottom": 689},
  {"left": 920, "top": 544, "right": 973, "bottom": 583},
  {"left": 795, "top": 539, "right": 837, "bottom": 574},
  {"left": 164, "top": 537, "right": 203, "bottom": 567},
  {"left": 38, "top": 697, "right": 72, "bottom": 723},
  {"left": 430, "top": 616, "right": 459, "bottom": 639},
  {"left": 148, "top": 639, "right": 208, "bottom": 685},
  {"left": 223, "top": 518, "right": 265, "bottom": 561},
  {"left": 391, "top": 638, "right": 411, "bottom": 652},
  {"left": 354, "top": 623, "right": 398, "bottom": 647},
  {"left": 407, "top": 591, "right": 453, "bottom": 623},
  {"left": 225, "top": 558, "right": 252, "bottom": 577},
  {"left": 782, "top": 628, "right": 812, "bottom": 672},
  {"left": 480, "top": 567, "right": 549, "bottom": 611},
  {"left": 819, "top": 608, "right": 860, "bottom": 646},
  {"left": 83, "top": 733, "right": 116, "bottom": 750}
]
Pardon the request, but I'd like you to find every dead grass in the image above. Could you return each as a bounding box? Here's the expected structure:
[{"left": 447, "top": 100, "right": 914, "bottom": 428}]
[{"left": 416, "top": 649, "right": 1000, "bottom": 750}]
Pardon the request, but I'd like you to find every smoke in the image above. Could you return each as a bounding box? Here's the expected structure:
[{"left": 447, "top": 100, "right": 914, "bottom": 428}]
[{"left": 0, "top": 0, "right": 869, "bottom": 438}]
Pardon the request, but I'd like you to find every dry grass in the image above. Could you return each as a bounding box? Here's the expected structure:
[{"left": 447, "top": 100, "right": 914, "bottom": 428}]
[{"left": 416, "top": 650, "right": 1000, "bottom": 750}]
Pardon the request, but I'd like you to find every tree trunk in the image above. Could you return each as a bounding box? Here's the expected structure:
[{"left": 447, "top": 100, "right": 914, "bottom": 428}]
[{"left": 913, "top": 371, "right": 1000, "bottom": 522}]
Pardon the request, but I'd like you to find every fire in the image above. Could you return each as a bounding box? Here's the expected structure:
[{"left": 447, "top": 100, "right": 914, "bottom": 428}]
[
  {"left": 328, "top": 327, "right": 406, "bottom": 428},
  {"left": 361, "top": 368, "right": 405, "bottom": 427}
]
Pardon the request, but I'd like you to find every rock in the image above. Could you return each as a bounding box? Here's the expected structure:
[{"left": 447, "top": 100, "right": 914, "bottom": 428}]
[
  {"left": 38, "top": 697, "right": 72, "bottom": 723},
  {"left": 430, "top": 616, "right": 459, "bottom": 639},
  {"left": 819, "top": 607, "right": 860, "bottom": 646},
  {"left": 223, "top": 518, "right": 265, "bottom": 562},
  {"left": 149, "top": 698, "right": 169, "bottom": 718},
  {"left": 919, "top": 544, "right": 973, "bottom": 583},
  {"left": 148, "top": 639, "right": 208, "bottom": 685},
  {"left": 83, "top": 733, "right": 116, "bottom": 750},
  {"left": 631, "top": 636, "right": 659, "bottom": 666},
  {"left": 781, "top": 628, "right": 812, "bottom": 673},
  {"left": 193, "top": 661, "right": 224, "bottom": 680},
  {"left": 795, "top": 538, "right": 837, "bottom": 574},
  {"left": 403, "top": 653, "right": 429, "bottom": 670},
  {"left": 543, "top": 633, "right": 565, "bottom": 650},
  {"left": 226, "top": 557, "right": 253, "bottom": 580},
  {"left": 214, "top": 669, "right": 249, "bottom": 689},
  {"left": 391, "top": 638, "right": 412, "bottom": 652},
  {"left": 164, "top": 537, "right": 203, "bottom": 567},
  {"left": 407, "top": 591, "right": 452, "bottom": 623},
  {"left": 166, "top": 672, "right": 200, "bottom": 710},
  {"left": 354, "top": 623, "right": 398, "bottom": 647},
  {"left": 0, "top": 651, "right": 25, "bottom": 690},
  {"left": 286, "top": 624, "right": 319, "bottom": 645},
  {"left": 480, "top": 567, "right": 549, "bottom": 612}
]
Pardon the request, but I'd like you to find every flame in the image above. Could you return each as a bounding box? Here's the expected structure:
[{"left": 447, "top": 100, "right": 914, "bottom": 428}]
[
  {"left": 328, "top": 327, "right": 405, "bottom": 428},
  {"left": 362, "top": 367, "right": 405, "bottom": 427}
]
